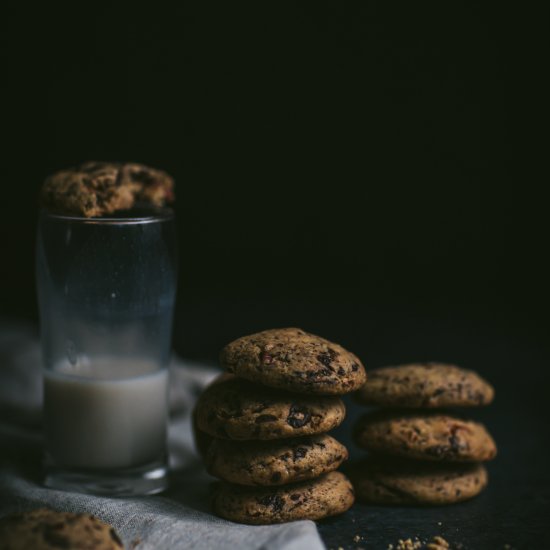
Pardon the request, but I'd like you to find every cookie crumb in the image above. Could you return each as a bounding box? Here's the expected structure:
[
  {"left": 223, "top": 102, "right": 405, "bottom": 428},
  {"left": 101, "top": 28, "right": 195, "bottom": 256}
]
[
  {"left": 353, "top": 534, "right": 361, "bottom": 542},
  {"left": 395, "top": 538, "right": 422, "bottom": 550},
  {"left": 426, "top": 535, "right": 450, "bottom": 550}
]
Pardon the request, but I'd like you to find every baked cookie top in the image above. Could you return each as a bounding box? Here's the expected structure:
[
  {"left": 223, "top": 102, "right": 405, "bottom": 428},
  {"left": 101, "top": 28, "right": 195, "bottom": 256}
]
[
  {"left": 0, "top": 507, "right": 123, "bottom": 550},
  {"left": 206, "top": 433, "right": 348, "bottom": 486},
  {"left": 354, "top": 411, "right": 497, "bottom": 462},
  {"left": 355, "top": 362, "right": 494, "bottom": 408},
  {"left": 220, "top": 327, "right": 366, "bottom": 395},
  {"left": 42, "top": 161, "right": 174, "bottom": 218},
  {"left": 213, "top": 471, "right": 354, "bottom": 524},
  {"left": 195, "top": 376, "right": 345, "bottom": 440},
  {"left": 349, "top": 458, "right": 488, "bottom": 505}
]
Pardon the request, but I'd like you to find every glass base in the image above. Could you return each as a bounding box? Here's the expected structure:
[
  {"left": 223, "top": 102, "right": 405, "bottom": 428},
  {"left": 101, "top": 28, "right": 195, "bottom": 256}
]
[{"left": 44, "top": 459, "right": 168, "bottom": 496}]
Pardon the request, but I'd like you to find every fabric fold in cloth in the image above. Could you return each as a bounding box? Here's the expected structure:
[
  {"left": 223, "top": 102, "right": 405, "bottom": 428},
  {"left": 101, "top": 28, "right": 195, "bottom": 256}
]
[{"left": 0, "top": 321, "right": 325, "bottom": 550}]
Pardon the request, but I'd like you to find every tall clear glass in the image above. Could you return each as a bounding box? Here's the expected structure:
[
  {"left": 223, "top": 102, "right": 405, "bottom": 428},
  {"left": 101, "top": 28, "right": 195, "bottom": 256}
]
[{"left": 36, "top": 208, "right": 177, "bottom": 496}]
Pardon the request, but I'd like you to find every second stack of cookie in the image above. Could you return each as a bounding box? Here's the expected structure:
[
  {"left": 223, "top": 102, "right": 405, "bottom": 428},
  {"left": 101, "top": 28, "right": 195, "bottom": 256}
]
[
  {"left": 194, "top": 328, "right": 367, "bottom": 524},
  {"left": 350, "top": 363, "right": 497, "bottom": 505}
]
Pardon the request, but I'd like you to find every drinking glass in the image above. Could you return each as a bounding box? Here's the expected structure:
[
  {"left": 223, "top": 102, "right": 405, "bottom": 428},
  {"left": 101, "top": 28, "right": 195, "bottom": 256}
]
[{"left": 36, "top": 207, "right": 177, "bottom": 495}]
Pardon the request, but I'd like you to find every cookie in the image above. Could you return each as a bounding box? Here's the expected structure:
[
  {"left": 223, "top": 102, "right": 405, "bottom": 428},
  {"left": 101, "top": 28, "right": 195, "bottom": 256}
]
[
  {"left": 349, "top": 458, "right": 488, "bottom": 505},
  {"left": 191, "top": 374, "right": 235, "bottom": 457},
  {"left": 220, "top": 327, "right": 366, "bottom": 395},
  {"left": 0, "top": 507, "right": 123, "bottom": 550},
  {"left": 353, "top": 411, "right": 497, "bottom": 462},
  {"left": 206, "top": 433, "right": 348, "bottom": 486},
  {"left": 213, "top": 471, "right": 354, "bottom": 524},
  {"left": 195, "top": 377, "right": 345, "bottom": 440},
  {"left": 355, "top": 362, "right": 494, "bottom": 408},
  {"left": 42, "top": 161, "right": 174, "bottom": 218}
]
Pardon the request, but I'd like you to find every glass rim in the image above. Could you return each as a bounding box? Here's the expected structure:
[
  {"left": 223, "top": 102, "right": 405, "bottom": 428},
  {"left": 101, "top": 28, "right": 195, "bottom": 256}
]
[{"left": 39, "top": 207, "right": 175, "bottom": 225}]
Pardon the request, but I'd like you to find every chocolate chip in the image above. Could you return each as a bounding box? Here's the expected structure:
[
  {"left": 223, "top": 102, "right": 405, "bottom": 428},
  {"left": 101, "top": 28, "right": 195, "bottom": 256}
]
[
  {"left": 287, "top": 405, "right": 311, "bottom": 428},
  {"left": 258, "top": 494, "right": 284, "bottom": 513},
  {"left": 317, "top": 353, "right": 331, "bottom": 367},
  {"left": 271, "top": 472, "right": 282, "bottom": 483},
  {"left": 293, "top": 447, "right": 308, "bottom": 460},
  {"left": 351, "top": 363, "right": 359, "bottom": 371},
  {"left": 109, "top": 527, "right": 123, "bottom": 547},
  {"left": 42, "top": 525, "right": 70, "bottom": 548},
  {"left": 337, "top": 367, "right": 345, "bottom": 375},
  {"left": 316, "top": 348, "right": 338, "bottom": 369},
  {"left": 255, "top": 414, "right": 278, "bottom": 423},
  {"left": 290, "top": 493, "right": 301, "bottom": 501},
  {"left": 306, "top": 368, "right": 333, "bottom": 378},
  {"left": 448, "top": 426, "right": 464, "bottom": 453},
  {"left": 425, "top": 445, "right": 448, "bottom": 457},
  {"left": 260, "top": 352, "right": 273, "bottom": 364},
  {"left": 131, "top": 170, "right": 155, "bottom": 185}
]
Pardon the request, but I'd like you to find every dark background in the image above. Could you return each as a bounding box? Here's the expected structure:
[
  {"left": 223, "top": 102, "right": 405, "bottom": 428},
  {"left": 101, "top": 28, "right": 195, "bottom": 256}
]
[
  {"left": 3, "top": 2, "right": 548, "bottom": 351},
  {"left": 3, "top": 4, "right": 549, "bottom": 547}
]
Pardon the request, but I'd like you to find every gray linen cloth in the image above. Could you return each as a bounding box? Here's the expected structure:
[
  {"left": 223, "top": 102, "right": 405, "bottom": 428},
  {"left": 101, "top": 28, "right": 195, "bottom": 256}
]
[{"left": 0, "top": 322, "right": 325, "bottom": 550}]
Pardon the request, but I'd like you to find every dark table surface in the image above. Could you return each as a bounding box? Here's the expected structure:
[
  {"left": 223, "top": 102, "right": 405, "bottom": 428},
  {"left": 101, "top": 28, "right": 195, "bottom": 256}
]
[
  {"left": 177, "top": 299, "right": 550, "bottom": 549},
  {"left": 3, "top": 298, "right": 548, "bottom": 549}
]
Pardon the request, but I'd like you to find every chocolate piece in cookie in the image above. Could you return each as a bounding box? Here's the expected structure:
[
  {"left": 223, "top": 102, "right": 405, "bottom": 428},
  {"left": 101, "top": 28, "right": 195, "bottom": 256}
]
[
  {"left": 213, "top": 471, "right": 354, "bottom": 524},
  {"left": 42, "top": 161, "right": 174, "bottom": 218},
  {"left": 0, "top": 507, "right": 123, "bottom": 549},
  {"left": 355, "top": 362, "right": 494, "bottom": 408},
  {"left": 353, "top": 411, "right": 497, "bottom": 462},
  {"left": 349, "top": 457, "right": 488, "bottom": 505},
  {"left": 220, "top": 327, "right": 366, "bottom": 395},
  {"left": 206, "top": 433, "right": 348, "bottom": 486},
  {"left": 195, "top": 377, "right": 345, "bottom": 440}
]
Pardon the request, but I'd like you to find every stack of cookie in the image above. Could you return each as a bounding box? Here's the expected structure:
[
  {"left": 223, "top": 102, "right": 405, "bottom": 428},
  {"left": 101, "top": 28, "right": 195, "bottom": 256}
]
[
  {"left": 194, "top": 328, "right": 367, "bottom": 524},
  {"left": 350, "top": 362, "right": 497, "bottom": 505}
]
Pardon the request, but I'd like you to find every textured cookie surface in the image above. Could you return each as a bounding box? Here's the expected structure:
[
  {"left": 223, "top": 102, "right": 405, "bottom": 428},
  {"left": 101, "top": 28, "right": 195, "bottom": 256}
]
[
  {"left": 355, "top": 363, "right": 494, "bottom": 407},
  {"left": 220, "top": 327, "right": 366, "bottom": 395},
  {"left": 0, "top": 507, "right": 123, "bottom": 550},
  {"left": 42, "top": 161, "right": 174, "bottom": 217},
  {"left": 213, "top": 471, "right": 354, "bottom": 524},
  {"left": 354, "top": 411, "right": 497, "bottom": 462},
  {"left": 195, "top": 377, "right": 345, "bottom": 440},
  {"left": 350, "top": 458, "right": 488, "bottom": 505},
  {"left": 206, "top": 433, "right": 348, "bottom": 486}
]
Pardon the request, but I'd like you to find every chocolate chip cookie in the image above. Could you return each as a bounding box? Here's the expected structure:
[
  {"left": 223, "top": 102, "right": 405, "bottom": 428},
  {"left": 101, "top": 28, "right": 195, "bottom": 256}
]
[
  {"left": 0, "top": 508, "right": 123, "bottom": 549},
  {"left": 42, "top": 161, "right": 174, "bottom": 218},
  {"left": 213, "top": 470, "right": 354, "bottom": 524},
  {"left": 206, "top": 433, "right": 348, "bottom": 486},
  {"left": 195, "top": 377, "right": 345, "bottom": 440},
  {"left": 349, "top": 458, "right": 488, "bottom": 505},
  {"left": 220, "top": 327, "right": 366, "bottom": 395},
  {"left": 354, "top": 411, "right": 497, "bottom": 462},
  {"left": 355, "top": 362, "right": 494, "bottom": 408}
]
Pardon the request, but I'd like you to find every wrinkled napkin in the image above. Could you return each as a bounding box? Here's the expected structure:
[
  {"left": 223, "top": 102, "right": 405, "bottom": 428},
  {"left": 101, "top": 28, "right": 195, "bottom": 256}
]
[{"left": 0, "top": 321, "right": 325, "bottom": 550}]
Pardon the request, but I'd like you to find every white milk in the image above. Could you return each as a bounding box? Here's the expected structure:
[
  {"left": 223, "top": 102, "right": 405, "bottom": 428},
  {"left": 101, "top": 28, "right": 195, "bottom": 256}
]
[{"left": 44, "top": 358, "right": 168, "bottom": 469}]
